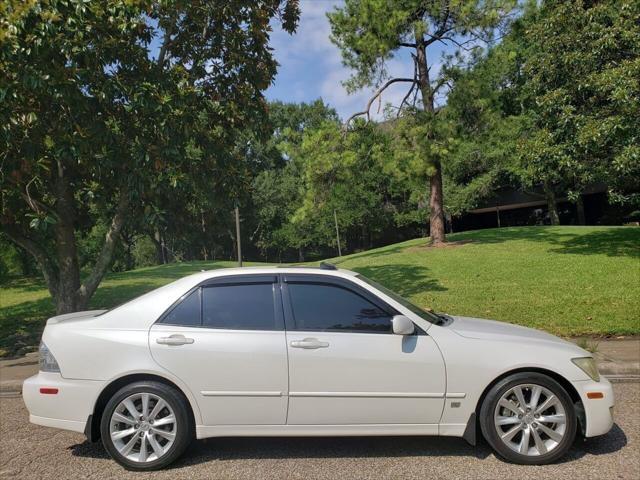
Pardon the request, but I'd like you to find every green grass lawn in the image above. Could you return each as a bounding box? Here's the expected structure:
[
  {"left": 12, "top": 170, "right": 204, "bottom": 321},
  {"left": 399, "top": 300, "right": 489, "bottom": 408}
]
[{"left": 1, "top": 226, "right": 638, "bottom": 357}]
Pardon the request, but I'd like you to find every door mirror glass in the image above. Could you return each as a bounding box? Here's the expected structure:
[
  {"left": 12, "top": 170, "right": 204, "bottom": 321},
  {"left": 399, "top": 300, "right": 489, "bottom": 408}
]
[{"left": 391, "top": 315, "right": 414, "bottom": 335}]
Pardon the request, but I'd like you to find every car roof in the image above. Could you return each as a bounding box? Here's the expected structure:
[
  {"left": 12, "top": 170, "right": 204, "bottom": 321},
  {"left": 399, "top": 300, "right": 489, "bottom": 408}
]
[{"left": 195, "top": 265, "right": 358, "bottom": 278}]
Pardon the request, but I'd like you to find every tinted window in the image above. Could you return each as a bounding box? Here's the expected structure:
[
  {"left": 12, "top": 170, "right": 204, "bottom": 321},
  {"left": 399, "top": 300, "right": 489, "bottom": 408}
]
[
  {"left": 356, "top": 274, "right": 443, "bottom": 325},
  {"left": 288, "top": 283, "right": 391, "bottom": 333},
  {"left": 161, "top": 289, "right": 201, "bottom": 326},
  {"left": 202, "top": 283, "right": 276, "bottom": 330}
]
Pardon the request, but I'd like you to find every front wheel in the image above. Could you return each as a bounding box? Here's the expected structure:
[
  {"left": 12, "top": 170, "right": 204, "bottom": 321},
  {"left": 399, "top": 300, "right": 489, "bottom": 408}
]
[
  {"left": 100, "top": 381, "right": 193, "bottom": 471},
  {"left": 479, "top": 372, "right": 577, "bottom": 465}
]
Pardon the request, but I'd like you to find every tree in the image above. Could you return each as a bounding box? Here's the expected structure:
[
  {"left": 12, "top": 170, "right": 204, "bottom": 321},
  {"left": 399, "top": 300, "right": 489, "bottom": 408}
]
[
  {"left": 517, "top": 0, "right": 640, "bottom": 221},
  {"left": 441, "top": 16, "right": 531, "bottom": 217},
  {"left": 328, "top": 0, "right": 516, "bottom": 243},
  {"left": 0, "top": 0, "right": 299, "bottom": 313},
  {"left": 251, "top": 100, "right": 339, "bottom": 261}
]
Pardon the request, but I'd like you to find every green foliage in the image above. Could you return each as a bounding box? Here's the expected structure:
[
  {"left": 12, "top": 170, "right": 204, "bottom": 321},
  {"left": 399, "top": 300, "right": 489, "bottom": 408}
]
[
  {"left": 441, "top": 26, "right": 531, "bottom": 214},
  {"left": 250, "top": 100, "right": 344, "bottom": 258},
  {"left": 517, "top": 0, "right": 640, "bottom": 204},
  {"left": 132, "top": 236, "right": 158, "bottom": 268},
  {"left": 296, "top": 122, "right": 387, "bottom": 248},
  {"left": 442, "top": 0, "right": 640, "bottom": 215},
  {"left": 0, "top": 0, "right": 300, "bottom": 310},
  {"left": 328, "top": 0, "right": 517, "bottom": 92}
]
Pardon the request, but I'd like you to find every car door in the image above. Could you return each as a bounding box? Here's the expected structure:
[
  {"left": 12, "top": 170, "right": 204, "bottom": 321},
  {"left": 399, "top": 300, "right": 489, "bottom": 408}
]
[
  {"left": 283, "top": 274, "right": 446, "bottom": 426},
  {"left": 149, "top": 274, "right": 288, "bottom": 426}
]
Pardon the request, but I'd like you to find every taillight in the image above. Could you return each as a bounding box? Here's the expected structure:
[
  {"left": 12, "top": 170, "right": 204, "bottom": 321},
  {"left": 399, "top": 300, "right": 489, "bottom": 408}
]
[{"left": 39, "top": 342, "right": 60, "bottom": 373}]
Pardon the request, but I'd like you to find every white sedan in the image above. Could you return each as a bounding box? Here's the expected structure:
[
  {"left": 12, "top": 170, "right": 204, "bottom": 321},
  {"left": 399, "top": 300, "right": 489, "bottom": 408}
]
[{"left": 23, "top": 264, "right": 614, "bottom": 470}]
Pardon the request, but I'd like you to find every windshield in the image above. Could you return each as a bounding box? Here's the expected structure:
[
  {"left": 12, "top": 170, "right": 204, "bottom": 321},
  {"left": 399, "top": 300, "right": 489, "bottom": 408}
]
[{"left": 355, "top": 274, "right": 443, "bottom": 325}]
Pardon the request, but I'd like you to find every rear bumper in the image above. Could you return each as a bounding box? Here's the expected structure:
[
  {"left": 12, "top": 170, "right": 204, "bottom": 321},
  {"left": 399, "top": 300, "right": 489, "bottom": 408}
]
[
  {"left": 573, "top": 376, "right": 615, "bottom": 437},
  {"left": 22, "top": 372, "right": 102, "bottom": 434}
]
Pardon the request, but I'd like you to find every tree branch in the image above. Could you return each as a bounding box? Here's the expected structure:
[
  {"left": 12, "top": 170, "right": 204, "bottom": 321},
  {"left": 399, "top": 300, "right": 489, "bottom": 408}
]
[
  {"left": 397, "top": 57, "right": 419, "bottom": 118},
  {"left": 157, "top": 21, "right": 175, "bottom": 69},
  {"left": 344, "top": 78, "right": 418, "bottom": 128},
  {"left": 76, "top": 186, "right": 130, "bottom": 303},
  {"left": 438, "top": 35, "right": 478, "bottom": 52},
  {"left": 0, "top": 223, "right": 59, "bottom": 299},
  {"left": 432, "top": 76, "right": 449, "bottom": 96}
]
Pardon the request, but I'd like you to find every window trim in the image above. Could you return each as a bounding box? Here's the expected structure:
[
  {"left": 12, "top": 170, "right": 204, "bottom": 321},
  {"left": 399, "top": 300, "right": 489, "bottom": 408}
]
[
  {"left": 282, "top": 274, "right": 401, "bottom": 335},
  {"left": 155, "top": 274, "right": 284, "bottom": 331}
]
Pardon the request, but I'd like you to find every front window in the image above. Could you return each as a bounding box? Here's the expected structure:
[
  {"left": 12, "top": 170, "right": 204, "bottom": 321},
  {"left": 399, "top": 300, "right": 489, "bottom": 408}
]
[
  {"left": 287, "top": 282, "right": 392, "bottom": 333},
  {"left": 355, "top": 274, "right": 443, "bottom": 325}
]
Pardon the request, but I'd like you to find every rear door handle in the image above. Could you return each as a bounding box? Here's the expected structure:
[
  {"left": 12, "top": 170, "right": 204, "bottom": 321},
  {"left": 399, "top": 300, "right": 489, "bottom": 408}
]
[
  {"left": 290, "top": 338, "right": 329, "bottom": 349},
  {"left": 156, "top": 334, "right": 194, "bottom": 346}
]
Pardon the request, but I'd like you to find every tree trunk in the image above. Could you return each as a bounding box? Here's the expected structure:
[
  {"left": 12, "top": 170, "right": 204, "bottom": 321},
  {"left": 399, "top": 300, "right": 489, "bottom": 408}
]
[
  {"left": 576, "top": 195, "right": 586, "bottom": 225},
  {"left": 53, "top": 220, "right": 82, "bottom": 314},
  {"left": 544, "top": 184, "right": 560, "bottom": 225},
  {"left": 415, "top": 30, "right": 446, "bottom": 244},
  {"left": 150, "top": 231, "right": 164, "bottom": 264},
  {"left": 4, "top": 173, "right": 129, "bottom": 314},
  {"left": 53, "top": 161, "right": 82, "bottom": 314}
]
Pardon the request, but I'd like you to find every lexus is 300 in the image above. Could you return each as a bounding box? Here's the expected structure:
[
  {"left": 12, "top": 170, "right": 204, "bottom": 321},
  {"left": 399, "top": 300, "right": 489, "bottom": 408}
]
[{"left": 23, "top": 264, "right": 613, "bottom": 470}]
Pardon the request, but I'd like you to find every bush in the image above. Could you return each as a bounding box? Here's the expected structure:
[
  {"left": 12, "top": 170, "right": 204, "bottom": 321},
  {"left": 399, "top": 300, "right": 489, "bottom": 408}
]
[{"left": 132, "top": 236, "right": 158, "bottom": 268}]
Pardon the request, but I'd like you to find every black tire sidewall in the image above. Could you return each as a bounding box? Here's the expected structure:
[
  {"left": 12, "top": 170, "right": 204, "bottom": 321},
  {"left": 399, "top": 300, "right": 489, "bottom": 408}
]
[
  {"left": 479, "top": 372, "right": 577, "bottom": 465},
  {"left": 100, "top": 381, "right": 193, "bottom": 471}
]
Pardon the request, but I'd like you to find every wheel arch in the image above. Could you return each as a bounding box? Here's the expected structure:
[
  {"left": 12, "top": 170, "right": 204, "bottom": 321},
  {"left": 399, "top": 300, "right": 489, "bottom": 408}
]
[
  {"left": 87, "top": 373, "right": 197, "bottom": 443},
  {"left": 473, "top": 367, "right": 585, "bottom": 437}
]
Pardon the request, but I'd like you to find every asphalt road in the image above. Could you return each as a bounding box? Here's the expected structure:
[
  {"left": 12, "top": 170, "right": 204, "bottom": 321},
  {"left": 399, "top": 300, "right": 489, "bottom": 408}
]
[{"left": 1, "top": 383, "right": 638, "bottom": 480}]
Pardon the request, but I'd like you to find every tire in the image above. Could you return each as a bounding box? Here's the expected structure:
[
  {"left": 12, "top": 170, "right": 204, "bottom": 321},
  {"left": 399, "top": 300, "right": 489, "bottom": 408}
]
[
  {"left": 100, "top": 381, "right": 194, "bottom": 471},
  {"left": 479, "top": 372, "right": 577, "bottom": 465}
]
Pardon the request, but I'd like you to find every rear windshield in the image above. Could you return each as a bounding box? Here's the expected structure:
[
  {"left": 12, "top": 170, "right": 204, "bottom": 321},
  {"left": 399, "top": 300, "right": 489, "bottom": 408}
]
[{"left": 355, "top": 274, "right": 442, "bottom": 325}]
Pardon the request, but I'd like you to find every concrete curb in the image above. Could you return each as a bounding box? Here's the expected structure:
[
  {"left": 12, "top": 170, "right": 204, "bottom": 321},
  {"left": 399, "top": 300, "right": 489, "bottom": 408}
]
[{"left": 0, "top": 380, "right": 24, "bottom": 395}]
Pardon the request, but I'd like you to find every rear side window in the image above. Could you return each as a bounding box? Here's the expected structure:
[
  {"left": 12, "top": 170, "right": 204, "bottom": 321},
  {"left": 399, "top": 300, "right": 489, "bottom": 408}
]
[
  {"left": 202, "top": 283, "right": 277, "bottom": 330},
  {"left": 287, "top": 283, "right": 391, "bottom": 333},
  {"left": 161, "top": 289, "right": 201, "bottom": 327}
]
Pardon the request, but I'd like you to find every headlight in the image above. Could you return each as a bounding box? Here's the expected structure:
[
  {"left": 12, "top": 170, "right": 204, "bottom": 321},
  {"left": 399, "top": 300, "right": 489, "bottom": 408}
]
[
  {"left": 39, "top": 341, "right": 60, "bottom": 373},
  {"left": 572, "top": 357, "right": 600, "bottom": 382}
]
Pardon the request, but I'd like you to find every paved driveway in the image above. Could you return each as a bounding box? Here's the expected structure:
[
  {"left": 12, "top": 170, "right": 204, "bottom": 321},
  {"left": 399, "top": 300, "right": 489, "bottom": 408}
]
[{"left": 1, "top": 383, "right": 638, "bottom": 480}]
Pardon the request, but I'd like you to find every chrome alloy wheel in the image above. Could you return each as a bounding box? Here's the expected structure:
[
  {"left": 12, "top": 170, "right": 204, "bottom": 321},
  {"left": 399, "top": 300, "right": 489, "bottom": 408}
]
[
  {"left": 494, "top": 383, "right": 567, "bottom": 456},
  {"left": 109, "top": 392, "right": 177, "bottom": 463}
]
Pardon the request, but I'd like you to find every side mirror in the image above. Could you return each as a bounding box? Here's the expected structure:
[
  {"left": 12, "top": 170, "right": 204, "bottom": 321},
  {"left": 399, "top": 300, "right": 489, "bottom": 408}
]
[{"left": 391, "top": 315, "right": 415, "bottom": 335}]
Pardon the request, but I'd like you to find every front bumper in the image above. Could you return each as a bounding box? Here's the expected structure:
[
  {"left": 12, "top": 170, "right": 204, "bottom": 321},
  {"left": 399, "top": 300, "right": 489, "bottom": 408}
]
[
  {"left": 22, "top": 372, "right": 102, "bottom": 434},
  {"left": 572, "top": 376, "right": 615, "bottom": 437}
]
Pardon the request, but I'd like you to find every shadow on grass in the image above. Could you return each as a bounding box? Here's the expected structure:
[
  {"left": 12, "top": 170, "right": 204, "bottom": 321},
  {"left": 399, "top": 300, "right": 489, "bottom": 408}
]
[
  {"left": 0, "top": 276, "right": 48, "bottom": 291},
  {"left": 549, "top": 229, "right": 640, "bottom": 258},
  {"left": 69, "top": 423, "right": 627, "bottom": 466},
  {"left": 452, "top": 226, "right": 639, "bottom": 258},
  {"left": 0, "top": 281, "right": 172, "bottom": 357},
  {"left": 332, "top": 243, "right": 414, "bottom": 264},
  {"left": 0, "top": 294, "right": 55, "bottom": 357},
  {"left": 351, "top": 263, "right": 447, "bottom": 297}
]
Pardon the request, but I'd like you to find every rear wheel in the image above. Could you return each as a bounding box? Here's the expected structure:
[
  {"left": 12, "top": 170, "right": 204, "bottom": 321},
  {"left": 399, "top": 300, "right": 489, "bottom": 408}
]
[
  {"left": 479, "top": 372, "right": 577, "bottom": 465},
  {"left": 100, "top": 381, "right": 193, "bottom": 471}
]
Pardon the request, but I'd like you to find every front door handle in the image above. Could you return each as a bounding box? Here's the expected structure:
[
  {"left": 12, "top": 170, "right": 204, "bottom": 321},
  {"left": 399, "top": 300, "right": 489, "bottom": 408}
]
[
  {"left": 156, "top": 334, "right": 195, "bottom": 346},
  {"left": 290, "top": 338, "right": 329, "bottom": 349}
]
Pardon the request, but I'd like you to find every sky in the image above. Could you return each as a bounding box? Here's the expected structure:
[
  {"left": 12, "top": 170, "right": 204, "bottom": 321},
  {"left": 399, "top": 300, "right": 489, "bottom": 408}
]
[{"left": 265, "top": 1, "right": 452, "bottom": 121}]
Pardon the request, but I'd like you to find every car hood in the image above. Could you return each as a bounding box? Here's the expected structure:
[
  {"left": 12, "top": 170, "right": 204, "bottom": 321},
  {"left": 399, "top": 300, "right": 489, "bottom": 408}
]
[
  {"left": 46, "top": 310, "right": 107, "bottom": 325},
  {"left": 448, "top": 315, "right": 574, "bottom": 347}
]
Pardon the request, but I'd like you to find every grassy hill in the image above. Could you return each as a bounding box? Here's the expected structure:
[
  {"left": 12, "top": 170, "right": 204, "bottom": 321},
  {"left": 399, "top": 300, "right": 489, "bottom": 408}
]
[{"left": 1, "top": 226, "right": 638, "bottom": 357}]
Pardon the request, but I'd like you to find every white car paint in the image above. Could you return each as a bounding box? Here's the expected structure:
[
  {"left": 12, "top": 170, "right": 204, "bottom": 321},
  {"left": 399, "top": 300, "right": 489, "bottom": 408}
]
[{"left": 23, "top": 266, "right": 614, "bottom": 445}]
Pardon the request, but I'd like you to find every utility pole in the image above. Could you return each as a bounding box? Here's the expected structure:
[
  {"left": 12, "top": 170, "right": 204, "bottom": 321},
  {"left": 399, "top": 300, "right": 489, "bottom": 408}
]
[
  {"left": 235, "top": 203, "right": 242, "bottom": 267},
  {"left": 333, "top": 209, "right": 342, "bottom": 257}
]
